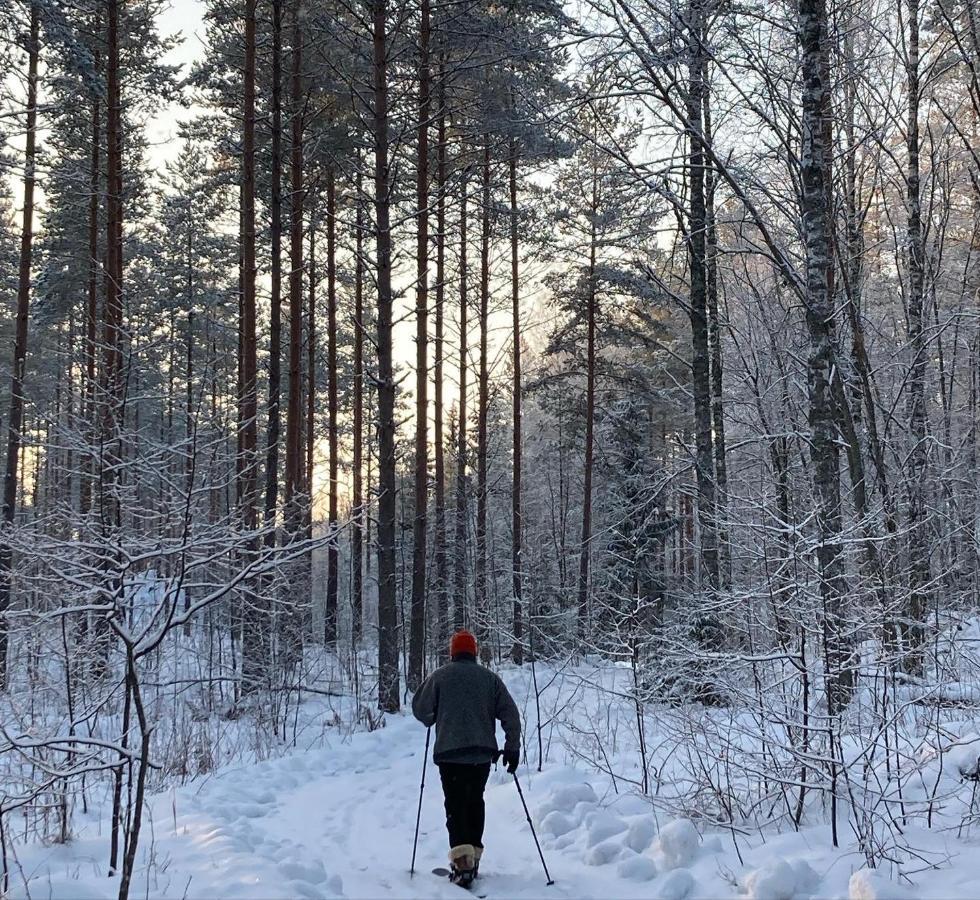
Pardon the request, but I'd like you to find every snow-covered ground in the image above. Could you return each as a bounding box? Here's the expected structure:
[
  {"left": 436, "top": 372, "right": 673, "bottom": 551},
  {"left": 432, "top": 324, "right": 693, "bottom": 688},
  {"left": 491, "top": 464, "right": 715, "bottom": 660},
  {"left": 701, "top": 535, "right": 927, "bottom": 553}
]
[{"left": 8, "top": 661, "right": 980, "bottom": 899}]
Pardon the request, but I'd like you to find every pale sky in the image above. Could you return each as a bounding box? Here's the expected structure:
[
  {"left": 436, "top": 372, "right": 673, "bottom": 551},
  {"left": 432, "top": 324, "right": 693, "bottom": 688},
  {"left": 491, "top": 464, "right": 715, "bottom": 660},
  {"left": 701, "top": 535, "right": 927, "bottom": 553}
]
[{"left": 145, "top": 0, "right": 208, "bottom": 164}]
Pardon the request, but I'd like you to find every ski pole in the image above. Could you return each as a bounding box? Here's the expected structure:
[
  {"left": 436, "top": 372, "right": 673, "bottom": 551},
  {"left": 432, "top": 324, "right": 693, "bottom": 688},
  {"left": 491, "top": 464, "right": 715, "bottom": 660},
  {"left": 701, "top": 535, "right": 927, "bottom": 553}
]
[
  {"left": 512, "top": 772, "right": 555, "bottom": 886},
  {"left": 410, "top": 727, "right": 431, "bottom": 877}
]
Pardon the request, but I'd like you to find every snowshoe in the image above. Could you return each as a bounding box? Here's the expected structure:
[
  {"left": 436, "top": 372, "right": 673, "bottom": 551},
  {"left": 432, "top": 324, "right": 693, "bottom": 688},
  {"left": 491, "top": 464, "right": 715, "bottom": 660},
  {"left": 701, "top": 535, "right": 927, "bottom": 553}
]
[{"left": 432, "top": 867, "right": 484, "bottom": 895}]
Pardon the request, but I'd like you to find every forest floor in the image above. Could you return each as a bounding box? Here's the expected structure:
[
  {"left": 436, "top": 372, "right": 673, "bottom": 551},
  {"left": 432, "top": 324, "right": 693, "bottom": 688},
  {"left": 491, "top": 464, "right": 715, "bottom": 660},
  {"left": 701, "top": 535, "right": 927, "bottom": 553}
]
[{"left": 8, "top": 660, "right": 980, "bottom": 900}]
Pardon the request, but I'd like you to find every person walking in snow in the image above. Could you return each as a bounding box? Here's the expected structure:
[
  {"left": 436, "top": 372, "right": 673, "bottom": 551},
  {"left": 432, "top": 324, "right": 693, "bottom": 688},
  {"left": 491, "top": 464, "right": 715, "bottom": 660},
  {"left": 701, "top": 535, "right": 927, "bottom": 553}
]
[{"left": 412, "top": 628, "right": 521, "bottom": 887}]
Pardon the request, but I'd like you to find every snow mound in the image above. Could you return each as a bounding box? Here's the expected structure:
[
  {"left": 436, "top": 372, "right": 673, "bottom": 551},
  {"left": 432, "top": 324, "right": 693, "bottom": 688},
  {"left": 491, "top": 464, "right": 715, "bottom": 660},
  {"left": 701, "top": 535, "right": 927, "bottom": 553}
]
[
  {"left": 656, "top": 867, "right": 695, "bottom": 900},
  {"left": 585, "top": 837, "right": 624, "bottom": 866},
  {"left": 652, "top": 818, "right": 700, "bottom": 870},
  {"left": 610, "top": 793, "right": 653, "bottom": 816},
  {"left": 848, "top": 869, "right": 914, "bottom": 900},
  {"left": 617, "top": 852, "right": 659, "bottom": 882},
  {"left": 947, "top": 733, "right": 980, "bottom": 779},
  {"left": 743, "top": 858, "right": 817, "bottom": 899},
  {"left": 626, "top": 816, "right": 657, "bottom": 852},
  {"left": 537, "top": 782, "right": 599, "bottom": 821},
  {"left": 584, "top": 809, "right": 628, "bottom": 847},
  {"left": 540, "top": 810, "right": 577, "bottom": 838}
]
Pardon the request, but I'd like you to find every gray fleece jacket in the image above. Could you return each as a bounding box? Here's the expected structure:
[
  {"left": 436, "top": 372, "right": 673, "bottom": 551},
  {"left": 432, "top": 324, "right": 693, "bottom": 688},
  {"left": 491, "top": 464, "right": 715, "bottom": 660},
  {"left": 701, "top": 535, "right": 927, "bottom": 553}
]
[{"left": 411, "top": 657, "right": 521, "bottom": 765}]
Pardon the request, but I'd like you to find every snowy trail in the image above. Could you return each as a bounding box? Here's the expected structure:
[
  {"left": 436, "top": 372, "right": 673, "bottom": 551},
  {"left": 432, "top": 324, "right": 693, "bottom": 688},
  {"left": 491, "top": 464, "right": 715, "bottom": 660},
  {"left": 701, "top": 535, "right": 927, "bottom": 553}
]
[
  {"left": 153, "top": 714, "right": 648, "bottom": 900},
  {"left": 12, "top": 668, "right": 980, "bottom": 899}
]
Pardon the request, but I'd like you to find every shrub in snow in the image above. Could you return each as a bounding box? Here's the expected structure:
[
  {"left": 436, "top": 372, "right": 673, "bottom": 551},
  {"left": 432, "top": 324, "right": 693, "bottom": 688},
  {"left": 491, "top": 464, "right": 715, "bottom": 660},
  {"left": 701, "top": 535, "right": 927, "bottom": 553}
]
[
  {"left": 617, "top": 853, "right": 659, "bottom": 882},
  {"left": 585, "top": 837, "right": 624, "bottom": 866},
  {"left": 584, "top": 809, "right": 628, "bottom": 847},
  {"left": 848, "top": 869, "right": 913, "bottom": 900},
  {"left": 652, "top": 818, "right": 700, "bottom": 870},
  {"left": 626, "top": 817, "right": 657, "bottom": 852},
  {"left": 656, "top": 868, "right": 695, "bottom": 900}
]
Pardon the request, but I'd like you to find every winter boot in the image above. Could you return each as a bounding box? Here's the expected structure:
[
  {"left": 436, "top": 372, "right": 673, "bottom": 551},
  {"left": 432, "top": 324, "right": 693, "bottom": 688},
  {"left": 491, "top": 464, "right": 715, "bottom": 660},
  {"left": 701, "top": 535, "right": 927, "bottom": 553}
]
[{"left": 449, "top": 844, "right": 476, "bottom": 888}]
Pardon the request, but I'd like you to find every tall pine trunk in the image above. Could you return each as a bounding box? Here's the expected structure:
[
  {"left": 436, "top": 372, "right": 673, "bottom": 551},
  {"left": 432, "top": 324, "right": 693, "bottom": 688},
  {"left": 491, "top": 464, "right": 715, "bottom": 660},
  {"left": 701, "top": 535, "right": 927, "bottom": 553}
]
[
  {"left": 432, "top": 59, "right": 448, "bottom": 653},
  {"left": 263, "top": 0, "right": 284, "bottom": 550},
  {"left": 284, "top": 0, "right": 304, "bottom": 536},
  {"left": 476, "top": 142, "right": 490, "bottom": 646},
  {"left": 352, "top": 169, "right": 365, "bottom": 642},
  {"left": 0, "top": 1, "right": 39, "bottom": 687},
  {"left": 325, "top": 168, "right": 339, "bottom": 645},
  {"left": 373, "top": 0, "right": 400, "bottom": 712},
  {"left": 454, "top": 168, "right": 469, "bottom": 632},
  {"left": 81, "top": 89, "right": 100, "bottom": 521},
  {"left": 509, "top": 133, "right": 523, "bottom": 665},
  {"left": 239, "top": 0, "right": 262, "bottom": 686},
  {"left": 408, "top": 0, "right": 431, "bottom": 689}
]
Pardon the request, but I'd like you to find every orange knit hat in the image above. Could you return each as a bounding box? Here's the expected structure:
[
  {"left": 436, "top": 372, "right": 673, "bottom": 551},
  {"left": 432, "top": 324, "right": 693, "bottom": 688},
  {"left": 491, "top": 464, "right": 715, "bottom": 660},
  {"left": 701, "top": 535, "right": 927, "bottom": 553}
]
[{"left": 450, "top": 629, "right": 478, "bottom": 658}]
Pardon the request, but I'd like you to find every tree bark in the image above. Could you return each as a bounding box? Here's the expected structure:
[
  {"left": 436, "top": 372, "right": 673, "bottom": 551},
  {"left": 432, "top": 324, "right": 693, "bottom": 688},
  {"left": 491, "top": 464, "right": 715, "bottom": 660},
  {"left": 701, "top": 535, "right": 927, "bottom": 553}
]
[
  {"left": 454, "top": 167, "right": 469, "bottom": 632},
  {"left": 263, "top": 0, "right": 284, "bottom": 551},
  {"left": 703, "top": 51, "right": 728, "bottom": 590},
  {"left": 284, "top": 0, "right": 304, "bottom": 533},
  {"left": 0, "top": 1, "right": 39, "bottom": 687},
  {"left": 373, "top": 0, "right": 400, "bottom": 713},
  {"left": 352, "top": 169, "right": 365, "bottom": 642},
  {"left": 686, "top": 0, "right": 719, "bottom": 602},
  {"left": 325, "top": 167, "right": 339, "bottom": 645},
  {"left": 509, "top": 133, "right": 523, "bottom": 665},
  {"left": 81, "top": 88, "right": 100, "bottom": 521},
  {"left": 476, "top": 141, "right": 490, "bottom": 648},
  {"left": 240, "top": 0, "right": 262, "bottom": 687},
  {"left": 408, "top": 0, "right": 431, "bottom": 690},
  {"left": 432, "top": 57, "right": 449, "bottom": 654},
  {"left": 904, "top": 0, "right": 929, "bottom": 670},
  {"left": 799, "top": 0, "right": 851, "bottom": 709}
]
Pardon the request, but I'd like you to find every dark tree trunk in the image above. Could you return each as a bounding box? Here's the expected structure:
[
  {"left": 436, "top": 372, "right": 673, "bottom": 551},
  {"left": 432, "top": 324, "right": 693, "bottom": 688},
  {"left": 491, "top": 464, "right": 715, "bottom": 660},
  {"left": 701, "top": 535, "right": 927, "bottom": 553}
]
[
  {"left": 408, "top": 0, "right": 431, "bottom": 690},
  {"left": 325, "top": 168, "right": 339, "bottom": 645},
  {"left": 284, "top": 0, "right": 304, "bottom": 533},
  {"left": 799, "top": 0, "right": 851, "bottom": 709},
  {"left": 453, "top": 169, "right": 469, "bottom": 630},
  {"left": 0, "top": 1, "right": 39, "bottom": 687},
  {"left": 454, "top": 168, "right": 469, "bottom": 632},
  {"left": 81, "top": 89, "right": 100, "bottom": 521},
  {"left": 686, "top": 0, "right": 719, "bottom": 601},
  {"left": 263, "top": 0, "right": 284, "bottom": 550},
  {"left": 352, "top": 169, "right": 365, "bottom": 643},
  {"left": 240, "top": 0, "right": 262, "bottom": 687},
  {"left": 373, "top": 0, "right": 400, "bottom": 713},
  {"left": 904, "top": 0, "right": 929, "bottom": 670},
  {"left": 576, "top": 168, "right": 598, "bottom": 643},
  {"left": 703, "top": 52, "right": 728, "bottom": 590},
  {"left": 476, "top": 141, "right": 490, "bottom": 646},
  {"left": 432, "top": 58, "right": 449, "bottom": 654},
  {"left": 509, "top": 134, "right": 523, "bottom": 665}
]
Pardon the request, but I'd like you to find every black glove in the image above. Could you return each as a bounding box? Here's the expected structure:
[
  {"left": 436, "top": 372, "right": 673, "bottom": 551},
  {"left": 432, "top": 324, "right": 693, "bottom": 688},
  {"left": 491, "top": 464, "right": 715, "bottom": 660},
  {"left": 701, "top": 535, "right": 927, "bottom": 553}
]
[{"left": 502, "top": 749, "right": 519, "bottom": 774}]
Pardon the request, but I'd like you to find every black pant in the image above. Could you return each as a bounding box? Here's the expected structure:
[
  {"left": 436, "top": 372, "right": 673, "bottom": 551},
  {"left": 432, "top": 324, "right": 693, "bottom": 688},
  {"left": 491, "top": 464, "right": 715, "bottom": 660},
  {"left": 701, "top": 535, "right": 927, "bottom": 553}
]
[{"left": 438, "top": 762, "right": 491, "bottom": 850}]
